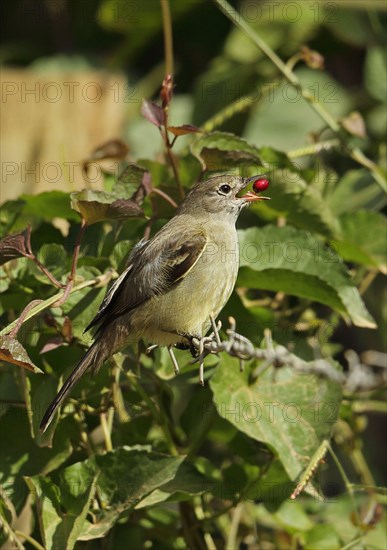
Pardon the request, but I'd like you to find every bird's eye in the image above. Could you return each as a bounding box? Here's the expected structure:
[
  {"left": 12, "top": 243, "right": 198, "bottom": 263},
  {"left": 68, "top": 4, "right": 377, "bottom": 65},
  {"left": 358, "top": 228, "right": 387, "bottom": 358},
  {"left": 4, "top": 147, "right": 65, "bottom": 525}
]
[{"left": 219, "top": 184, "right": 232, "bottom": 195}]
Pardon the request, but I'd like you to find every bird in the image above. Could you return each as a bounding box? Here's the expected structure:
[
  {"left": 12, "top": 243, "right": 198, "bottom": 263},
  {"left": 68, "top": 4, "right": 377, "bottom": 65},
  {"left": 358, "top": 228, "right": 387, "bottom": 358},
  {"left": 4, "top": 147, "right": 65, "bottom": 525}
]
[{"left": 40, "top": 174, "right": 269, "bottom": 432}]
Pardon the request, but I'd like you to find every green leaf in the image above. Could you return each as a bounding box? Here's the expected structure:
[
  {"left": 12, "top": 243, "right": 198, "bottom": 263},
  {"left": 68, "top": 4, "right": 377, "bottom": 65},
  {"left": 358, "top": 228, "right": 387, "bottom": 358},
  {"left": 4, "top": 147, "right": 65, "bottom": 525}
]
[
  {"left": 190, "top": 131, "right": 263, "bottom": 171},
  {"left": 210, "top": 355, "right": 342, "bottom": 480},
  {"left": 327, "top": 169, "right": 386, "bottom": 215},
  {"left": 21, "top": 192, "right": 79, "bottom": 224},
  {"left": 136, "top": 461, "right": 208, "bottom": 508},
  {"left": 365, "top": 47, "right": 387, "bottom": 103},
  {"left": 0, "top": 407, "right": 72, "bottom": 513},
  {"left": 77, "top": 446, "right": 185, "bottom": 540},
  {"left": 114, "top": 163, "right": 148, "bottom": 201},
  {"left": 337, "top": 210, "right": 387, "bottom": 273},
  {"left": 244, "top": 69, "right": 350, "bottom": 151},
  {"left": 237, "top": 225, "right": 376, "bottom": 328},
  {"left": 25, "top": 463, "right": 97, "bottom": 550},
  {"left": 0, "top": 492, "right": 20, "bottom": 548},
  {"left": 70, "top": 189, "right": 144, "bottom": 225}
]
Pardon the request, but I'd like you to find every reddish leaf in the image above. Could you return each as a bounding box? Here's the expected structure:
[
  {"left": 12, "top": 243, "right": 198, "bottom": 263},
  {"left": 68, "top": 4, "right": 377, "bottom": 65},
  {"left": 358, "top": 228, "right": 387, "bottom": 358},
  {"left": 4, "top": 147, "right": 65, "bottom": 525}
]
[
  {"left": 131, "top": 172, "right": 153, "bottom": 205},
  {"left": 141, "top": 99, "right": 165, "bottom": 127},
  {"left": 0, "top": 226, "right": 32, "bottom": 266},
  {"left": 40, "top": 338, "right": 67, "bottom": 354},
  {"left": 167, "top": 125, "right": 202, "bottom": 137},
  {"left": 0, "top": 335, "right": 43, "bottom": 373}
]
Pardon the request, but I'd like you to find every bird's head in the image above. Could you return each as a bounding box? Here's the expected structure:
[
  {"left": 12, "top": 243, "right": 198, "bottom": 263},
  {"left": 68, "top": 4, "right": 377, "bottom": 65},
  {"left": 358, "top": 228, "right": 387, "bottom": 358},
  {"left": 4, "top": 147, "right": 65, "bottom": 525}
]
[{"left": 176, "top": 174, "right": 270, "bottom": 221}]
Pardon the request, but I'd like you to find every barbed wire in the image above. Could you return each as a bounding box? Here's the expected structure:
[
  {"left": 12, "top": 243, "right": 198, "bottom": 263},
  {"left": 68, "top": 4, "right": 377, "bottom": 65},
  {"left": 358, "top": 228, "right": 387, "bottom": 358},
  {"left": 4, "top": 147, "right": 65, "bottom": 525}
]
[{"left": 186, "top": 317, "right": 386, "bottom": 393}]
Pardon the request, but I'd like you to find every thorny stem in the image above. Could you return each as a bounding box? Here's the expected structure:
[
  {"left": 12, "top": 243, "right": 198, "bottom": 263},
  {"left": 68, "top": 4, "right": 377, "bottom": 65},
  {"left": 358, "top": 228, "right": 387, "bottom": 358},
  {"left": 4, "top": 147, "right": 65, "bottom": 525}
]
[
  {"left": 213, "top": 0, "right": 387, "bottom": 193},
  {"left": 287, "top": 139, "right": 341, "bottom": 159},
  {"left": 27, "top": 253, "right": 64, "bottom": 288},
  {"left": 200, "top": 94, "right": 257, "bottom": 133},
  {"left": 8, "top": 299, "right": 43, "bottom": 338}
]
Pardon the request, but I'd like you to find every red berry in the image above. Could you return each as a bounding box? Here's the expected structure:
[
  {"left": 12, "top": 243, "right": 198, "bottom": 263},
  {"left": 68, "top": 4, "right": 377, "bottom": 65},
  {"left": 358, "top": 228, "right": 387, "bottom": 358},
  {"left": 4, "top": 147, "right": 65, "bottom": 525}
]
[{"left": 253, "top": 178, "right": 269, "bottom": 193}]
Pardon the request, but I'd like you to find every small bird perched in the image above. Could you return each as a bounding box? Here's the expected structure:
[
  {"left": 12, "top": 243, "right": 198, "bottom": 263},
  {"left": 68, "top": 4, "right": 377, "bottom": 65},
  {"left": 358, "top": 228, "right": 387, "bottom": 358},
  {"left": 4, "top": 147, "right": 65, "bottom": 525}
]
[{"left": 40, "top": 174, "right": 269, "bottom": 432}]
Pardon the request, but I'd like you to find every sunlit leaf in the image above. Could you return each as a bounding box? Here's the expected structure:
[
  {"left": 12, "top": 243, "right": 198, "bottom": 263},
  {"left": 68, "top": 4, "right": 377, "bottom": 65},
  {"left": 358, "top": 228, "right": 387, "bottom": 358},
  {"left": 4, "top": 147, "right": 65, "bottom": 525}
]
[
  {"left": 237, "top": 225, "right": 376, "bottom": 328},
  {"left": 70, "top": 190, "right": 144, "bottom": 224},
  {"left": 210, "top": 355, "right": 342, "bottom": 480},
  {"left": 140, "top": 99, "right": 165, "bottom": 127},
  {"left": 0, "top": 335, "right": 43, "bottom": 373}
]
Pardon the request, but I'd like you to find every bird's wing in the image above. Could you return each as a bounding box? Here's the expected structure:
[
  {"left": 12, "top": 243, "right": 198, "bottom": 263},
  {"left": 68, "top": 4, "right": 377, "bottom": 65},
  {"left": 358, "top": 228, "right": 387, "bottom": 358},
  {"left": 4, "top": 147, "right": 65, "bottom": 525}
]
[{"left": 85, "top": 227, "right": 208, "bottom": 333}]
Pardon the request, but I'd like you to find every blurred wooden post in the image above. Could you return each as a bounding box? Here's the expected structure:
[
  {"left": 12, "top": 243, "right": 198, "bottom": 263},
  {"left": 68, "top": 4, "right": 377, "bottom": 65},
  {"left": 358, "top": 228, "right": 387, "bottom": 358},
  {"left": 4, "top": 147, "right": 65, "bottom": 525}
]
[{"left": 1, "top": 69, "right": 129, "bottom": 201}]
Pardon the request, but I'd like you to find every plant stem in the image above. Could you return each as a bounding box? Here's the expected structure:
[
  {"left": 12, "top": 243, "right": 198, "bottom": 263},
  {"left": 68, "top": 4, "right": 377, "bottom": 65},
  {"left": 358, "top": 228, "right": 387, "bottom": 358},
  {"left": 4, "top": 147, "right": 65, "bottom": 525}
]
[
  {"left": 100, "top": 411, "right": 113, "bottom": 452},
  {"left": 14, "top": 531, "right": 45, "bottom": 550},
  {"left": 0, "top": 269, "right": 117, "bottom": 338},
  {"left": 213, "top": 0, "right": 387, "bottom": 192},
  {"left": 53, "top": 218, "right": 88, "bottom": 307},
  {"left": 8, "top": 299, "right": 43, "bottom": 338},
  {"left": 200, "top": 94, "right": 257, "bottom": 133},
  {"left": 27, "top": 254, "right": 64, "bottom": 288},
  {"left": 328, "top": 443, "right": 363, "bottom": 533},
  {"left": 152, "top": 187, "right": 178, "bottom": 208},
  {"left": 160, "top": 0, "right": 174, "bottom": 77},
  {"left": 161, "top": 121, "right": 185, "bottom": 200},
  {"left": 287, "top": 139, "right": 340, "bottom": 159},
  {"left": 226, "top": 502, "right": 244, "bottom": 550}
]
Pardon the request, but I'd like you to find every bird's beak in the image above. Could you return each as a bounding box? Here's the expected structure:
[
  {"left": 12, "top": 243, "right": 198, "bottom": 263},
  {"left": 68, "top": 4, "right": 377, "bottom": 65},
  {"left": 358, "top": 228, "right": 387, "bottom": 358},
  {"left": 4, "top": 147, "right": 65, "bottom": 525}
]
[{"left": 239, "top": 175, "right": 271, "bottom": 202}]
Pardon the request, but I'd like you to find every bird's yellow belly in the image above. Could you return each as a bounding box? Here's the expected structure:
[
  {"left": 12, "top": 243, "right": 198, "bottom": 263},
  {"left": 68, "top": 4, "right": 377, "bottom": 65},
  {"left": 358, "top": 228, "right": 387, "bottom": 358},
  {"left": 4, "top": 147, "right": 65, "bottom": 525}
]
[{"left": 132, "top": 230, "right": 239, "bottom": 346}]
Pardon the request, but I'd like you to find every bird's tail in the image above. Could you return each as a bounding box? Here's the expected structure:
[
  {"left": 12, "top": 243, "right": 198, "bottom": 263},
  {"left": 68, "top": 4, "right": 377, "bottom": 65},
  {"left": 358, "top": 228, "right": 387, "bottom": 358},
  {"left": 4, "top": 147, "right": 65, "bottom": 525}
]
[{"left": 40, "top": 336, "right": 107, "bottom": 433}]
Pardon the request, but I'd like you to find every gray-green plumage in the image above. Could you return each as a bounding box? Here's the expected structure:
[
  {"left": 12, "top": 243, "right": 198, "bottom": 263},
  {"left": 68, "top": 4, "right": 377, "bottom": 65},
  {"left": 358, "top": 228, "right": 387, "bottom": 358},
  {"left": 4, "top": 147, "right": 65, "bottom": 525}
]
[{"left": 40, "top": 174, "right": 268, "bottom": 432}]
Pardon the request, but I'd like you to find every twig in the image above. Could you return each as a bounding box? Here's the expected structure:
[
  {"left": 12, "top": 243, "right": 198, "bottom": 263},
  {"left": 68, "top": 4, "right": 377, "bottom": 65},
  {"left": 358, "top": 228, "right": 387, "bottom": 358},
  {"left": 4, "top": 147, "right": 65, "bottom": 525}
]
[
  {"left": 226, "top": 503, "right": 244, "bottom": 550},
  {"left": 287, "top": 139, "right": 340, "bottom": 159},
  {"left": 53, "top": 218, "right": 87, "bottom": 307},
  {"left": 26, "top": 253, "right": 64, "bottom": 288},
  {"left": 8, "top": 299, "right": 43, "bottom": 338},
  {"left": 161, "top": 120, "right": 184, "bottom": 200},
  {"left": 14, "top": 531, "right": 45, "bottom": 550},
  {"left": 160, "top": 0, "right": 174, "bottom": 77},
  {"left": 152, "top": 187, "right": 178, "bottom": 208},
  {"left": 0, "top": 269, "right": 117, "bottom": 338}
]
